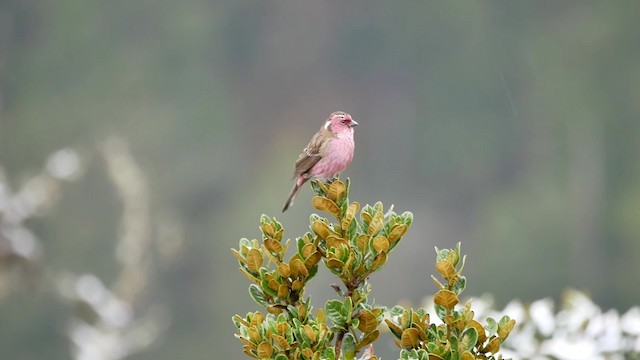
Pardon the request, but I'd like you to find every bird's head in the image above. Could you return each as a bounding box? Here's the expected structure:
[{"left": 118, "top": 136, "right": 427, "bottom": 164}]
[{"left": 324, "top": 111, "right": 358, "bottom": 134}]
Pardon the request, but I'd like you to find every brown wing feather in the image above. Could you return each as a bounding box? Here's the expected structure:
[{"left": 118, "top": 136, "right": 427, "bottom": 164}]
[{"left": 292, "top": 127, "right": 334, "bottom": 178}]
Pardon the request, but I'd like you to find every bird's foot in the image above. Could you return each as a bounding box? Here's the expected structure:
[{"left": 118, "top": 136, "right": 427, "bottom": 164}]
[{"left": 326, "top": 175, "right": 340, "bottom": 183}]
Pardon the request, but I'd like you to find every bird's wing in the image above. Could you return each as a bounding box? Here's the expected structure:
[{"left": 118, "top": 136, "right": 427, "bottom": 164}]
[{"left": 292, "top": 127, "right": 334, "bottom": 178}]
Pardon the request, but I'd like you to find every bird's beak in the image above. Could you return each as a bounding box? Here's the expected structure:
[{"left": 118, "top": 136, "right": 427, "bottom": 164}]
[{"left": 350, "top": 119, "right": 358, "bottom": 127}]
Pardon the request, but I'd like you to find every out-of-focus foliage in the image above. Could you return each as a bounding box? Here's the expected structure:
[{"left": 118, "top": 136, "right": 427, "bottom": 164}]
[
  {"left": 0, "top": 141, "right": 173, "bottom": 360},
  {"left": 417, "top": 290, "right": 640, "bottom": 360},
  {"left": 2, "top": 1, "right": 640, "bottom": 359}
]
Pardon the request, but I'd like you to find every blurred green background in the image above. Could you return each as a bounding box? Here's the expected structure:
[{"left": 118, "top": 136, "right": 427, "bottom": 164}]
[{"left": 1, "top": 1, "right": 639, "bottom": 359}]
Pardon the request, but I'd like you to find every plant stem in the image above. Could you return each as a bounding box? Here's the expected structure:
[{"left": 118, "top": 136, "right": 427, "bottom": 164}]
[
  {"left": 335, "top": 281, "right": 359, "bottom": 359},
  {"left": 335, "top": 331, "right": 345, "bottom": 359}
]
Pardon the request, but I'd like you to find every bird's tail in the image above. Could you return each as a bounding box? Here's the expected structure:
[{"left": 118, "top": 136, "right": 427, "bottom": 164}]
[{"left": 282, "top": 178, "right": 307, "bottom": 212}]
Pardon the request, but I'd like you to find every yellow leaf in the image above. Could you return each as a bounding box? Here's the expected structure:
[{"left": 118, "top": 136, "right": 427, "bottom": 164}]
[
  {"left": 400, "top": 309, "right": 410, "bottom": 328},
  {"left": 239, "top": 268, "right": 260, "bottom": 284},
  {"left": 357, "top": 309, "right": 379, "bottom": 334},
  {"left": 468, "top": 320, "right": 486, "bottom": 344},
  {"left": 316, "top": 308, "right": 326, "bottom": 325},
  {"left": 257, "top": 341, "right": 273, "bottom": 359},
  {"left": 249, "top": 311, "right": 264, "bottom": 327},
  {"left": 304, "top": 251, "right": 322, "bottom": 269},
  {"left": 242, "top": 347, "right": 257, "bottom": 359},
  {"left": 384, "top": 319, "right": 404, "bottom": 339},
  {"left": 267, "top": 304, "right": 284, "bottom": 315},
  {"left": 435, "top": 259, "right": 456, "bottom": 280},
  {"left": 290, "top": 257, "right": 309, "bottom": 278},
  {"left": 356, "top": 234, "right": 368, "bottom": 251},
  {"left": 272, "top": 228, "right": 284, "bottom": 241},
  {"left": 269, "top": 279, "right": 280, "bottom": 292},
  {"left": 301, "top": 243, "right": 316, "bottom": 258},
  {"left": 433, "top": 289, "right": 459, "bottom": 310},
  {"left": 261, "top": 222, "right": 275, "bottom": 238},
  {"left": 443, "top": 314, "right": 454, "bottom": 326},
  {"left": 341, "top": 202, "right": 360, "bottom": 231},
  {"left": 372, "top": 236, "right": 390, "bottom": 253},
  {"left": 328, "top": 180, "right": 346, "bottom": 203},
  {"left": 263, "top": 238, "right": 284, "bottom": 255},
  {"left": 239, "top": 336, "right": 255, "bottom": 348},
  {"left": 303, "top": 324, "right": 316, "bottom": 342},
  {"left": 325, "top": 258, "right": 344, "bottom": 269},
  {"left": 246, "top": 249, "right": 263, "bottom": 273},
  {"left": 312, "top": 196, "right": 341, "bottom": 218},
  {"left": 278, "top": 263, "right": 291, "bottom": 278},
  {"left": 370, "top": 251, "right": 387, "bottom": 272},
  {"left": 233, "top": 314, "right": 250, "bottom": 327},
  {"left": 482, "top": 336, "right": 501, "bottom": 354},
  {"left": 311, "top": 220, "right": 333, "bottom": 240},
  {"left": 298, "top": 303, "right": 308, "bottom": 319},
  {"left": 446, "top": 250, "right": 459, "bottom": 267},
  {"left": 498, "top": 319, "right": 516, "bottom": 340},
  {"left": 231, "top": 248, "right": 245, "bottom": 264},
  {"left": 276, "top": 322, "right": 289, "bottom": 335},
  {"left": 291, "top": 279, "right": 304, "bottom": 291},
  {"left": 400, "top": 328, "right": 420, "bottom": 348},
  {"left": 355, "top": 329, "right": 380, "bottom": 351},
  {"left": 277, "top": 285, "right": 289, "bottom": 298},
  {"left": 461, "top": 351, "right": 475, "bottom": 360},
  {"left": 248, "top": 327, "right": 261, "bottom": 343},
  {"left": 271, "top": 334, "right": 289, "bottom": 351},
  {"left": 310, "top": 179, "right": 328, "bottom": 194},
  {"left": 368, "top": 212, "right": 383, "bottom": 236},
  {"left": 387, "top": 224, "right": 408, "bottom": 243},
  {"left": 326, "top": 235, "right": 348, "bottom": 249}
]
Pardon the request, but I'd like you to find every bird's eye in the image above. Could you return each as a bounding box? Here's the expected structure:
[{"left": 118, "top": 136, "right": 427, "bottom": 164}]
[{"left": 341, "top": 119, "right": 347, "bottom": 124}]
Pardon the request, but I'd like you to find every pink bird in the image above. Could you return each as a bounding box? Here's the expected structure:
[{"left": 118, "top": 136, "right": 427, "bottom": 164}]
[{"left": 282, "top": 111, "right": 358, "bottom": 212}]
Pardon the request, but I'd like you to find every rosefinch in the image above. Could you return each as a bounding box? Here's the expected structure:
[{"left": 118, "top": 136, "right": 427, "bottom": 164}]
[{"left": 282, "top": 111, "right": 358, "bottom": 212}]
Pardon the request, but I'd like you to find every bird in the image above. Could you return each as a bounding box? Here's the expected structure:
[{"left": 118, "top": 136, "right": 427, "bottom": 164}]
[{"left": 282, "top": 111, "right": 358, "bottom": 212}]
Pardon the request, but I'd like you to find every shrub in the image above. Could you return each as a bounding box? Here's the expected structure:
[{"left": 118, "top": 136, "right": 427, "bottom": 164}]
[{"left": 232, "top": 179, "right": 514, "bottom": 360}]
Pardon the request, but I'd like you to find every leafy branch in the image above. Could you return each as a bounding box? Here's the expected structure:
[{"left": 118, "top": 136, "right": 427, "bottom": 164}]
[{"left": 232, "top": 178, "right": 514, "bottom": 360}]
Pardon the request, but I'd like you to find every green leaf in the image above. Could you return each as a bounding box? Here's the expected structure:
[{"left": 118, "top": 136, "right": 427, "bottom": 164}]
[
  {"left": 326, "top": 300, "right": 346, "bottom": 327},
  {"left": 435, "top": 247, "right": 450, "bottom": 262},
  {"left": 322, "top": 347, "right": 336, "bottom": 360},
  {"left": 261, "top": 279, "right": 277, "bottom": 297},
  {"left": 342, "top": 333, "right": 356, "bottom": 360},
  {"left": 434, "top": 304, "right": 447, "bottom": 321},
  {"left": 343, "top": 297, "right": 353, "bottom": 323},
  {"left": 400, "top": 349, "right": 410, "bottom": 360},
  {"left": 238, "top": 237, "right": 251, "bottom": 248},
  {"left": 449, "top": 333, "right": 459, "bottom": 350},
  {"left": 307, "top": 262, "right": 318, "bottom": 280},
  {"left": 310, "top": 179, "right": 326, "bottom": 196},
  {"left": 485, "top": 317, "right": 498, "bottom": 337},
  {"left": 498, "top": 316, "right": 516, "bottom": 340},
  {"left": 249, "top": 284, "right": 267, "bottom": 306},
  {"left": 459, "top": 327, "right": 478, "bottom": 351},
  {"left": 296, "top": 236, "right": 306, "bottom": 259},
  {"left": 401, "top": 211, "right": 414, "bottom": 227},
  {"left": 498, "top": 315, "right": 511, "bottom": 328},
  {"left": 390, "top": 305, "right": 405, "bottom": 317},
  {"left": 453, "top": 276, "right": 467, "bottom": 295}
]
